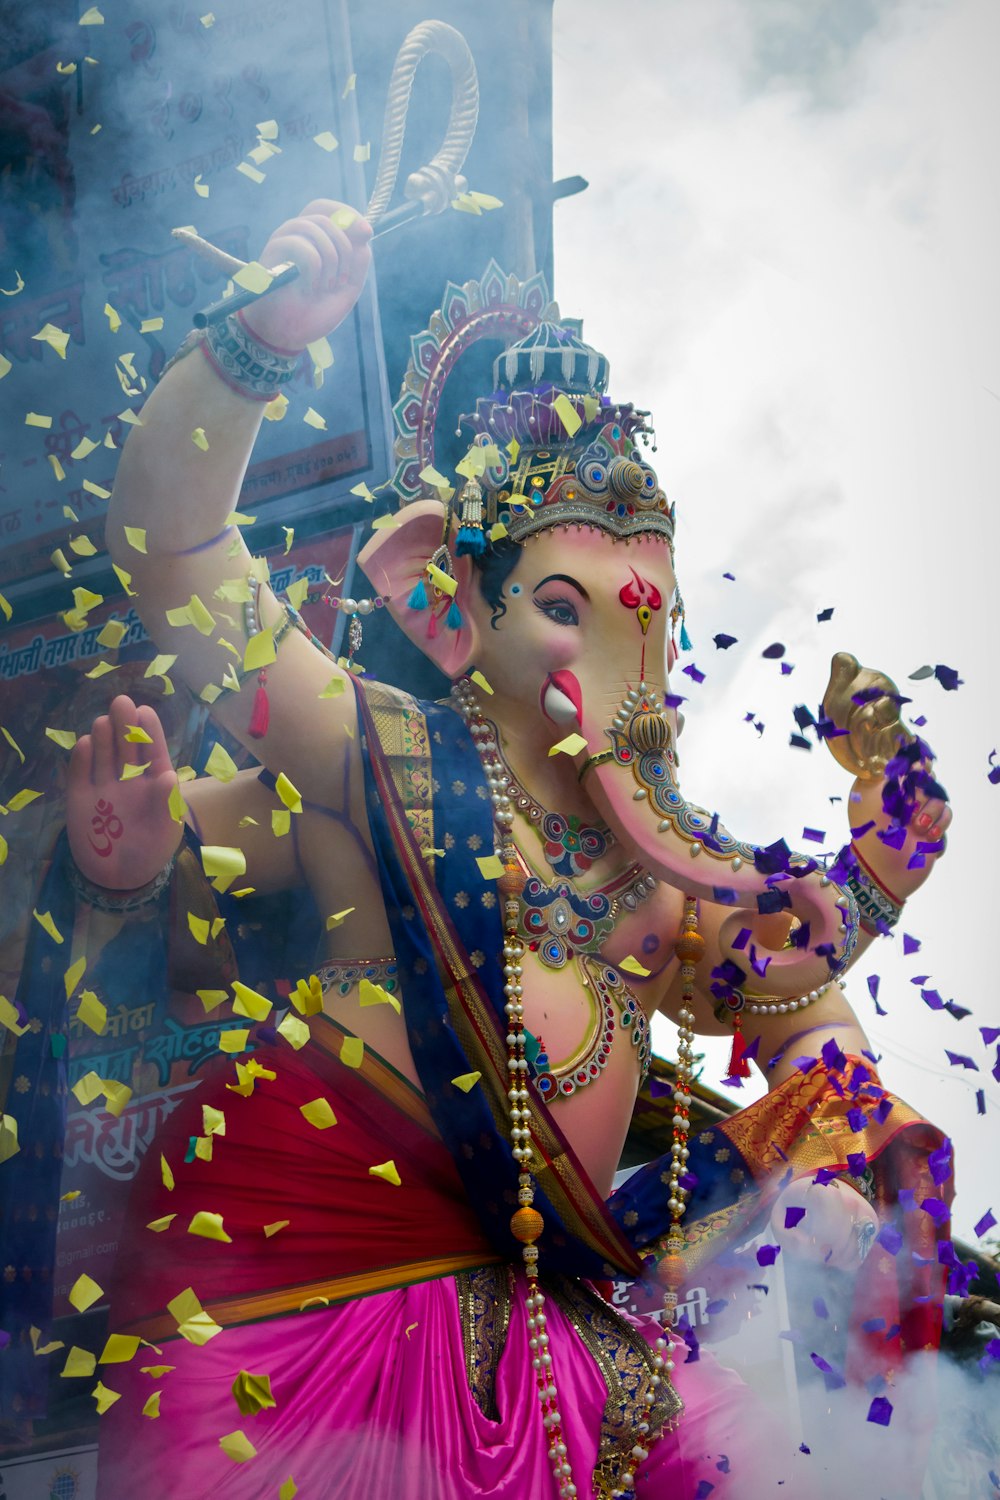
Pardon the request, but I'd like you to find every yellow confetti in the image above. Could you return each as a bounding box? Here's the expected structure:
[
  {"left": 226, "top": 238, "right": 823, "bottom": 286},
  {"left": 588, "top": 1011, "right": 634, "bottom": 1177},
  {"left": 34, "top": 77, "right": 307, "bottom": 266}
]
[
  {"left": 0, "top": 996, "right": 28, "bottom": 1037},
  {"left": 232, "top": 1370, "right": 276, "bottom": 1416},
  {"left": 314, "top": 131, "right": 339, "bottom": 152},
  {"left": 263, "top": 1220, "right": 289, "bottom": 1238},
  {"left": 276, "top": 1012, "right": 309, "bottom": 1050},
  {"left": 299, "top": 1097, "right": 337, "bottom": 1130},
  {"left": 548, "top": 732, "right": 588, "bottom": 757},
  {"left": 2, "top": 726, "right": 24, "bottom": 762},
  {"left": 33, "top": 909, "right": 64, "bottom": 944},
  {"left": 102, "top": 1079, "right": 132, "bottom": 1118},
  {"left": 470, "top": 670, "right": 493, "bottom": 694},
  {"left": 368, "top": 1160, "right": 401, "bottom": 1187},
  {"left": 203, "top": 1104, "right": 225, "bottom": 1137},
  {"left": 167, "top": 1288, "right": 222, "bottom": 1346},
  {"left": 340, "top": 1035, "right": 364, "bottom": 1069},
  {"left": 99, "top": 1334, "right": 140, "bottom": 1364},
  {"left": 451, "top": 1072, "right": 482, "bottom": 1093},
  {"left": 197, "top": 989, "right": 228, "bottom": 1014},
  {"left": 232, "top": 982, "right": 272, "bottom": 1022},
  {"left": 140, "top": 317, "right": 164, "bottom": 332},
  {"left": 61, "top": 1346, "right": 96, "bottom": 1379},
  {"left": 193, "top": 175, "right": 209, "bottom": 198},
  {"left": 205, "top": 742, "right": 239, "bottom": 783},
  {"left": 103, "top": 302, "right": 121, "bottom": 331},
  {"left": 79, "top": 6, "right": 105, "bottom": 22},
  {"left": 82, "top": 479, "right": 111, "bottom": 499},
  {"left": 71, "top": 1071, "right": 104, "bottom": 1106},
  {"left": 201, "top": 844, "right": 247, "bottom": 892},
  {"left": 200, "top": 12, "right": 215, "bottom": 25},
  {"left": 220, "top": 1430, "right": 257, "bottom": 1463},
  {"left": 290, "top": 974, "right": 323, "bottom": 1016},
  {"left": 48, "top": 455, "right": 67, "bottom": 482},
  {"left": 191, "top": 426, "right": 210, "bottom": 451},
  {"left": 168, "top": 784, "right": 188, "bottom": 824},
  {"left": 32, "top": 322, "right": 70, "bottom": 358},
  {"left": 244, "top": 627, "right": 275, "bottom": 673},
  {"left": 342, "top": 72, "right": 356, "bottom": 97},
  {"left": 8, "top": 787, "right": 41, "bottom": 811},
  {"left": 275, "top": 772, "right": 302, "bottom": 813},
  {"left": 161, "top": 1154, "right": 175, "bottom": 1191},
  {"left": 140, "top": 1364, "right": 175, "bottom": 1378},
  {"left": 256, "top": 119, "right": 279, "bottom": 140},
  {"left": 475, "top": 855, "right": 504, "bottom": 880},
  {"left": 60, "top": 1190, "right": 81, "bottom": 1202},
  {"left": 188, "top": 912, "right": 210, "bottom": 945},
  {"left": 319, "top": 676, "right": 346, "bottom": 698},
  {"left": 146, "top": 1215, "right": 176, "bottom": 1233},
  {"left": 123, "top": 724, "right": 153, "bottom": 744},
  {"left": 353, "top": 142, "right": 370, "bottom": 162},
  {"left": 426, "top": 562, "right": 457, "bottom": 597},
  {"left": 262, "top": 391, "right": 288, "bottom": 422},
  {"left": 236, "top": 162, "right": 266, "bottom": 184},
  {"left": 282, "top": 526, "right": 294, "bottom": 554},
  {"left": 113, "top": 563, "right": 136, "bottom": 595},
  {"left": 219, "top": 1028, "right": 249, "bottom": 1054},
  {"left": 69, "top": 535, "right": 97, "bottom": 556},
  {"left": 303, "top": 407, "right": 327, "bottom": 430},
  {"left": 1, "top": 270, "right": 24, "bottom": 296},
  {"left": 619, "top": 955, "right": 651, "bottom": 977},
  {"left": 279, "top": 1478, "right": 298, "bottom": 1500},
  {"left": 358, "top": 977, "right": 401, "bottom": 1014},
  {"left": 119, "top": 761, "right": 149, "bottom": 780},
  {"left": 553, "top": 392, "right": 582, "bottom": 436},
  {"left": 51, "top": 547, "right": 72, "bottom": 575},
  {"left": 0, "top": 835, "right": 6, "bottom": 866},
  {"left": 0, "top": 591, "right": 11, "bottom": 622},
  {"left": 69, "top": 1273, "right": 103, "bottom": 1313},
  {"left": 0, "top": 1115, "right": 19, "bottom": 1163},
  {"left": 325, "top": 908, "right": 354, "bottom": 930},
  {"left": 144, "top": 654, "right": 178, "bottom": 687},
  {"left": 0, "top": 353, "right": 10, "bottom": 380},
  {"left": 31, "top": 1329, "right": 64, "bottom": 1356},
  {"left": 76, "top": 991, "right": 107, "bottom": 1034},
  {"left": 64, "top": 957, "right": 86, "bottom": 996},
  {"left": 92, "top": 1381, "right": 121, "bottom": 1414},
  {"left": 142, "top": 1390, "right": 161, "bottom": 1418},
  {"left": 95, "top": 619, "right": 126, "bottom": 649},
  {"left": 26, "top": 411, "right": 53, "bottom": 428},
  {"left": 272, "top": 808, "right": 291, "bottom": 838},
  {"left": 188, "top": 1211, "right": 232, "bottom": 1243}
]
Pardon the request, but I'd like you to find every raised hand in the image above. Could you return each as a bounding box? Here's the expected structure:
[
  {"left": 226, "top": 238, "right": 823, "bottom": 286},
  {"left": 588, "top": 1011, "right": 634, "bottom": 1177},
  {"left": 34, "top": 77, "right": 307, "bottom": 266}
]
[
  {"left": 240, "top": 198, "right": 373, "bottom": 353},
  {"left": 822, "top": 650, "right": 911, "bottom": 781},
  {"left": 67, "top": 696, "right": 184, "bottom": 891}
]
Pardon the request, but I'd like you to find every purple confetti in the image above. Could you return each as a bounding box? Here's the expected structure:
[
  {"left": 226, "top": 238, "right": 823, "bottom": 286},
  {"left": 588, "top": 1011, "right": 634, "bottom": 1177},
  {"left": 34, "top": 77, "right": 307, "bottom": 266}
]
[
  {"left": 980, "top": 1027, "right": 1000, "bottom": 1046},
  {"left": 756, "top": 1244, "right": 781, "bottom": 1267},
  {"left": 989, "top": 750, "right": 1000, "bottom": 785},
  {"left": 920, "top": 1197, "right": 949, "bottom": 1226},
  {"left": 723, "top": 571, "right": 735, "bottom": 581},
  {"left": 716, "top": 1455, "right": 731, "bottom": 1474},
  {"left": 977, "top": 1340, "right": 1000, "bottom": 1375},
  {"left": 813, "top": 1297, "right": 829, "bottom": 1320},
  {"left": 784, "top": 1206, "right": 806, "bottom": 1230},
  {"left": 817, "top": 607, "right": 834, "bottom": 622},
  {"left": 867, "top": 1396, "right": 893, "bottom": 1427},
  {"left": 713, "top": 633, "right": 738, "bottom": 650},
  {"left": 780, "top": 662, "right": 794, "bottom": 676},
  {"left": 846, "top": 1151, "right": 867, "bottom": 1177},
  {"left": 933, "top": 664, "right": 963, "bottom": 691},
  {"left": 762, "top": 642, "right": 785, "bottom": 659},
  {"left": 730, "top": 927, "right": 751, "bottom": 951},
  {"left": 789, "top": 733, "right": 812, "bottom": 750},
  {"left": 682, "top": 663, "right": 706, "bottom": 684},
  {"left": 794, "top": 1055, "right": 818, "bottom": 1075},
  {"left": 902, "top": 933, "right": 921, "bottom": 956},
  {"left": 799, "top": 1444, "right": 811, "bottom": 1455},
  {"left": 928, "top": 1139, "right": 953, "bottom": 1186},
  {"left": 649, "top": 1076, "right": 673, "bottom": 1100},
  {"left": 876, "top": 1224, "right": 902, "bottom": 1256},
  {"left": 809, "top": 1353, "right": 846, "bottom": 1389},
  {"left": 665, "top": 693, "right": 687, "bottom": 710},
  {"left": 801, "top": 827, "right": 826, "bottom": 843},
  {"left": 898, "top": 1189, "right": 916, "bottom": 1213},
  {"left": 861, "top": 1317, "right": 886, "bottom": 1333},
  {"left": 977, "top": 1089, "right": 987, "bottom": 1115},
  {"left": 846, "top": 1106, "right": 865, "bottom": 1133},
  {"left": 945, "top": 1051, "right": 978, "bottom": 1070},
  {"left": 821, "top": 1038, "right": 847, "bottom": 1073},
  {"left": 695, "top": 1483, "right": 715, "bottom": 1499},
  {"left": 921, "top": 989, "right": 944, "bottom": 1010},
  {"left": 873, "top": 1096, "right": 895, "bottom": 1125},
  {"left": 974, "top": 1209, "right": 996, "bottom": 1238}
]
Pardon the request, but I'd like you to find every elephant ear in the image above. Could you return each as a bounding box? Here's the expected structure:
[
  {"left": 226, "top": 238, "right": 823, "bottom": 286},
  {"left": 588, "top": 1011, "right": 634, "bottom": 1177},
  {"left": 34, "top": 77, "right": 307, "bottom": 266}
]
[{"left": 358, "top": 500, "right": 481, "bottom": 679}]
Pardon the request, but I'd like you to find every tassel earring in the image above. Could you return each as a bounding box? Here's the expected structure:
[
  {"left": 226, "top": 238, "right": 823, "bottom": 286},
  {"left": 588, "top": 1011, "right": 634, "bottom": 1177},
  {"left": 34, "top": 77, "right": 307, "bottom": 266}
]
[{"left": 455, "top": 476, "right": 486, "bottom": 557}]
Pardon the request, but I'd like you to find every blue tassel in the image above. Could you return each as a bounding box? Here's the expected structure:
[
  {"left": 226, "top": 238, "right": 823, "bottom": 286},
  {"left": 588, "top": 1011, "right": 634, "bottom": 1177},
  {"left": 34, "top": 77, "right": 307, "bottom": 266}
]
[
  {"left": 680, "top": 620, "right": 693, "bottom": 652},
  {"left": 407, "top": 577, "right": 428, "bottom": 611},
  {"left": 456, "top": 525, "right": 486, "bottom": 558},
  {"left": 447, "top": 599, "right": 463, "bottom": 631}
]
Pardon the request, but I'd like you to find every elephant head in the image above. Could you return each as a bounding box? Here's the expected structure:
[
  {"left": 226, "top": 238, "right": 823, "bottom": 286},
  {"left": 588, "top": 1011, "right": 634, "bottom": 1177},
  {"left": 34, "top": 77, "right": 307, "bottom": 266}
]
[{"left": 359, "top": 492, "right": 855, "bottom": 998}]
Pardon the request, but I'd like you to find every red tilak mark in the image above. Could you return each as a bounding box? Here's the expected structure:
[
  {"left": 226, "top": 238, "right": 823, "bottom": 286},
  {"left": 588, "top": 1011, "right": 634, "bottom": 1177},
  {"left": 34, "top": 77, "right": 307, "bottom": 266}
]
[
  {"left": 618, "top": 569, "right": 663, "bottom": 613},
  {"left": 87, "top": 798, "right": 124, "bottom": 859}
]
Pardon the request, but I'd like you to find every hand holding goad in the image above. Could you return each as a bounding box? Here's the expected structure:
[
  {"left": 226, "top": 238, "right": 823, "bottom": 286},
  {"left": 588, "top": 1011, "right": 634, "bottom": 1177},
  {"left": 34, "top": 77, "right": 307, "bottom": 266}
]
[
  {"left": 240, "top": 198, "right": 373, "bottom": 352},
  {"left": 67, "top": 696, "right": 184, "bottom": 891}
]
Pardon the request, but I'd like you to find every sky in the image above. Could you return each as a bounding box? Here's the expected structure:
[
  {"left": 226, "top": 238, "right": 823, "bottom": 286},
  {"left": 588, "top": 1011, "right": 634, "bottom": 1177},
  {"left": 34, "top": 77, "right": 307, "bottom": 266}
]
[{"left": 551, "top": 0, "right": 999, "bottom": 1241}]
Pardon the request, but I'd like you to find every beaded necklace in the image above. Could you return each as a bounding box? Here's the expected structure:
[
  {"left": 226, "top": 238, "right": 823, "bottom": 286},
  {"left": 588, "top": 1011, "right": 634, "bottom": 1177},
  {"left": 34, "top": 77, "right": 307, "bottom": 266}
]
[{"left": 454, "top": 675, "right": 699, "bottom": 1497}]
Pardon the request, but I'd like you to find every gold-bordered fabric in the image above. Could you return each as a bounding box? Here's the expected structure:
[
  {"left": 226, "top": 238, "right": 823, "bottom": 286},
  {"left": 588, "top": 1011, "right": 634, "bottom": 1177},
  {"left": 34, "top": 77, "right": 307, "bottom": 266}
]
[{"left": 455, "top": 1263, "right": 514, "bottom": 1420}]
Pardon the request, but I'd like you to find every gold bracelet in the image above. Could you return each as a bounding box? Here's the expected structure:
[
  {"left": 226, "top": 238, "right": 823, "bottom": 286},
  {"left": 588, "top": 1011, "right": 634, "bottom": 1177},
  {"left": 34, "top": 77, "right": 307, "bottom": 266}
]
[{"left": 577, "top": 749, "right": 616, "bottom": 782}]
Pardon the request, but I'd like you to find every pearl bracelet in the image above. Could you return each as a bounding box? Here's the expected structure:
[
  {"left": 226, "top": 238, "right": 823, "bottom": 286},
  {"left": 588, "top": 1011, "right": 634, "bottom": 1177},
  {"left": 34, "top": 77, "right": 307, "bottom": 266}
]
[{"left": 715, "top": 976, "right": 846, "bottom": 1023}]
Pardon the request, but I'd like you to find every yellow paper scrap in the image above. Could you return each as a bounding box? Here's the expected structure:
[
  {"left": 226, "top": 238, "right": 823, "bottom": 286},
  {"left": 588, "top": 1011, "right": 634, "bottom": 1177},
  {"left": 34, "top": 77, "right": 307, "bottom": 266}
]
[
  {"left": 201, "top": 8, "right": 215, "bottom": 20},
  {"left": 76, "top": 990, "right": 107, "bottom": 1034},
  {"left": 33, "top": 322, "right": 70, "bottom": 359},
  {"left": 274, "top": 772, "right": 302, "bottom": 813},
  {"left": 168, "top": 784, "right": 188, "bottom": 824},
  {"left": 553, "top": 392, "right": 582, "bottom": 436},
  {"left": 139, "top": 317, "right": 164, "bottom": 333},
  {"left": 188, "top": 1211, "right": 232, "bottom": 1243},
  {"left": 451, "top": 1072, "right": 482, "bottom": 1093},
  {"left": 160, "top": 1154, "right": 174, "bottom": 1191},
  {"left": 201, "top": 845, "right": 247, "bottom": 892},
  {"left": 279, "top": 1478, "right": 298, "bottom": 1500},
  {"left": 426, "top": 562, "right": 457, "bottom": 597},
  {"left": 370, "top": 513, "right": 398, "bottom": 531},
  {"left": 272, "top": 808, "right": 291, "bottom": 838},
  {"left": 353, "top": 142, "right": 370, "bottom": 162},
  {"left": 99, "top": 1334, "right": 140, "bottom": 1364},
  {"left": 219, "top": 1028, "right": 249, "bottom": 1054},
  {"left": 103, "top": 302, "right": 121, "bottom": 332},
  {"left": 236, "top": 162, "right": 266, "bottom": 184},
  {"left": 306, "top": 336, "right": 333, "bottom": 375},
  {"left": 191, "top": 426, "right": 209, "bottom": 452},
  {"left": 0, "top": 996, "right": 28, "bottom": 1036},
  {"left": 61, "top": 1346, "right": 97, "bottom": 1379},
  {"left": 144, "top": 654, "right": 177, "bottom": 685},
  {"left": 121, "top": 725, "right": 152, "bottom": 745},
  {"left": 0, "top": 591, "right": 11, "bottom": 622},
  {"left": 303, "top": 407, "right": 327, "bottom": 430},
  {"left": 369, "top": 1160, "right": 401, "bottom": 1187},
  {"left": 93, "top": 1381, "right": 121, "bottom": 1414},
  {"left": 205, "top": 742, "right": 239, "bottom": 783},
  {"left": 60, "top": 1190, "right": 81, "bottom": 1202},
  {"left": 314, "top": 131, "right": 339, "bottom": 151},
  {"left": 79, "top": 6, "right": 104, "bottom": 22},
  {"left": 33, "top": 909, "right": 64, "bottom": 944},
  {"left": 325, "top": 908, "right": 354, "bottom": 930},
  {"left": 69, "top": 1273, "right": 103, "bottom": 1312},
  {"left": 263, "top": 1220, "right": 289, "bottom": 1239},
  {"left": 187, "top": 912, "right": 210, "bottom": 945},
  {"left": 619, "top": 955, "right": 651, "bottom": 977},
  {"left": 0, "top": 1115, "right": 19, "bottom": 1163},
  {"left": 26, "top": 411, "right": 53, "bottom": 428},
  {"left": 102, "top": 1079, "right": 132, "bottom": 1117},
  {"left": 340, "top": 1035, "right": 364, "bottom": 1069},
  {"left": 289, "top": 975, "right": 323, "bottom": 1015},
  {"left": 71, "top": 1071, "right": 104, "bottom": 1106},
  {"left": 232, "top": 982, "right": 272, "bottom": 1022},
  {"left": 140, "top": 1365, "right": 174, "bottom": 1377},
  {"left": 220, "top": 1430, "right": 258, "bottom": 1463},
  {"left": 548, "top": 732, "right": 588, "bottom": 757},
  {"left": 8, "top": 788, "right": 42, "bottom": 811},
  {"left": 232, "top": 260, "right": 274, "bottom": 294},
  {"left": 50, "top": 454, "right": 67, "bottom": 480},
  {"left": 146, "top": 1215, "right": 176, "bottom": 1233},
  {"left": 82, "top": 479, "right": 112, "bottom": 499},
  {"left": 167, "top": 1288, "right": 222, "bottom": 1346},
  {"left": 470, "top": 670, "right": 493, "bottom": 694},
  {"left": 282, "top": 526, "right": 294, "bottom": 554},
  {"left": 95, "top": 620, "right": 126, "bottom": 650},
  {"left": 30, "top": 1331, "right": 63, "bottom": 1357},
  {"left": 299, "top": 1097, "right": 337, "bottom": 1130},
  {"left": 285, "top": 576, "right": 309, "bottom": 612},
  {"left": 51, "top": 548, "right": 72, "bottom": 575},
  {"left": 0, "top": 834, "right": 6, "bottom": 866},
  {"left": 119, "top": 761, "right": 149, "bottom": 780},
  {"left": 0, "top": 270, "right": 24, "bottom": 296},
  {"left": 142, "top": 1390, "right": 161, "bottom": 1418},
  {"left": 45, "top": 727, "right": 77, "bottom": 750},
  {"left": 358, "top": 977, "right": 401, "bottom": 1014},
  {"left": 475, "top": 855, "right": 504, "bottom": 880},
  {"left": 2, "top": 725, "right": 24, "bottom": 762},
  {"left": 419, "top": 464, "right": 451, "bottom": 492},
  {"left": 262, "top": 391, "right": 288, "bottom": 422},
  {"left": 113, "top": 563, "right": 136, "bottom": 595},
  {"left": 277, "top": 1012, "right": 309, "bottom": 1050},
  {"left": 193, "top": 175, "right": 209, "bottom": 197},
  {"left": 231, "top": 1370, "right": 276, "bottom": 1416},
  {"left": 197, "top": 989, "right": 228, "bottom": 1014},
  {"left": 244, "top": 627, "right": 275, "bottom": 672},
  {"left": 202, "top": 1105, "right": 225, "bottom": 1138},
  {"left": 68, "top": 536, "right": 97, "bottom": 558},
  {"left": 319, "top": 676, "right": 346, "bottom": 699}
]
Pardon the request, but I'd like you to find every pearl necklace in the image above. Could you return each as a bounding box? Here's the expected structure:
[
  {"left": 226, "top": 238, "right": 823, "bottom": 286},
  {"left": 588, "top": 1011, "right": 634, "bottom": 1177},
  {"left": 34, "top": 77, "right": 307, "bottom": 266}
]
[{"left": 453, "top": 676, "right": 697, "bottom": 1497}]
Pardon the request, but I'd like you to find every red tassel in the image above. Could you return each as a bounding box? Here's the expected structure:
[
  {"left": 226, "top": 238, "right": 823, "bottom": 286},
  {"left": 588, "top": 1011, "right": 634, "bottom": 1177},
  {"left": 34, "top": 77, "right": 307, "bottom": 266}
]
[
  {"left": 248, "top": 669, "right": 270, "bottom": 739},
  {"left": 426, "top": 609, "right": 439, "bottom": 640},
  {"left": 727, "top": 1024, "right": 751, "bottom": 1078}
]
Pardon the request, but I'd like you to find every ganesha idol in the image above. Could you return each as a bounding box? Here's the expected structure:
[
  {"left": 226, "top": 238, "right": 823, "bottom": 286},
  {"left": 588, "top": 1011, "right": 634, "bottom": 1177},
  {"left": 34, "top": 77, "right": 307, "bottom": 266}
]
[{"left": 10, "top": 201, "right": 954, "bottom": 1498}]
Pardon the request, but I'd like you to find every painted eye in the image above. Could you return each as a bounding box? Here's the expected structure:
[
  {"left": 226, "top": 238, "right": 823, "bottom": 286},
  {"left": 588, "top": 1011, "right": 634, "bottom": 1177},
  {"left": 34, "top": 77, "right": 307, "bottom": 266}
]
[{"left": 534, "top": 595, "right": 579, "bottom": 627}]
